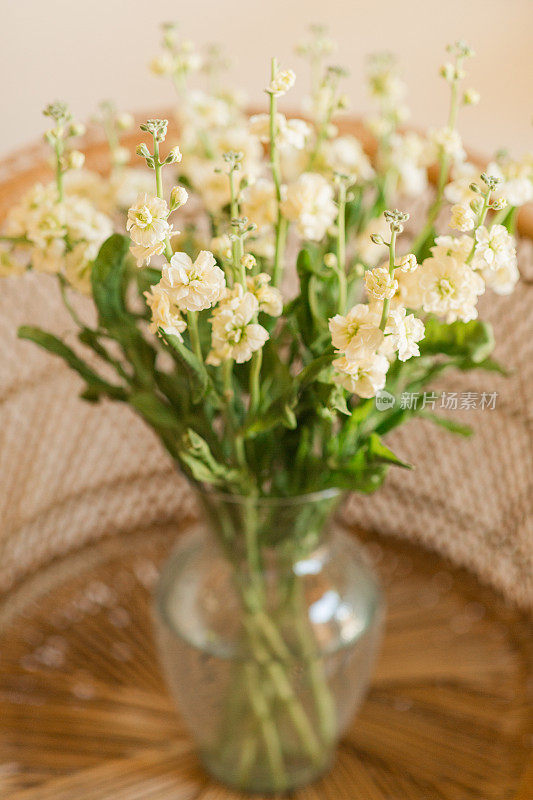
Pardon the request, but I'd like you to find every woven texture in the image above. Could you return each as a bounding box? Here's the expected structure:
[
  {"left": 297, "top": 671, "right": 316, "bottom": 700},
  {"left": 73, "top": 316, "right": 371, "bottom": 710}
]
[
  {"left": 0, "top": 525, "right": 531, "bottom": 799},
  {"left": 0, "top": 124, "right": 531, "bottom": 609}
]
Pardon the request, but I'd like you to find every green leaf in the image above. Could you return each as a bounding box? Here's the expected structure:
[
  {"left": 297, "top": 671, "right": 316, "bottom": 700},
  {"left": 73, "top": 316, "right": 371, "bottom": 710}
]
[
  {"left": 418, "top": 411, "right": 473, "bottom": 437},
  {"left": 244, "top": 396, "right": 297, "bottom": 436},
  {"left": 178, "top": 428, "right": 240, "bottom": 486},
  {"left": 18, "top": 326, "right": 127, "bottom": 401},
  {"left": 367, "top": 433, "right": 412, "bottom": 468},
  {"left": 128, "top": 391, "right": 182, "bottom": 433},
  {"left": 420, "top": 317, "right": 495, "bottom": 364},
  {"left": 91, "top": 234, "right": 131, "bottom": 325},
  {"left": 160, "top": 329, "right": 209, "bottom": 403},
  {"left": 296, "top": 353, "right": 336, "bottom": 388}
]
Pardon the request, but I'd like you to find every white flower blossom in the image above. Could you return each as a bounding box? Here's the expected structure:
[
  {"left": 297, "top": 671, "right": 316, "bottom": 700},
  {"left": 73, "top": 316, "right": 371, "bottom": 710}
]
[
  {"left": 246, "top": 273, "right": 283, "bottom": 317},
  {"left": 249, "top": 113, "right": 312, "bottom": 151},
  {"left": 396, "top": 253, "right": 418, "bottom": 273},
  {"left": 144, "top": 283, "right": 187, "bottom": 340},
  {"left": 207, "top": 286, "right": 269, "bottom": 364},
  {"left": 241, "top": 179, "right": 278, "bottom": 230},
  {"left": 130, "top": 241, "right": 166, "bottom": 268},
  {"left": 365, "top": 265, "right": 398, "bottom": 301},
  {"left": 487, "top": 158, "right": 533, "bottom": 207},
  {"left": 356, "top": 216, "right": 390, "bottom": 265},
  {"left": 386, "top": 307, "right": 425, "bottom": 361},
  {"left": 64, "top": 241, "right": 98, "bottom": 294},
  {"left": 281, "top": 173, "right": 336, "bottom": 241},
  {"left": 472, "top": 224, "right": 517, "bottom": 272},
  {"left": 269, "top": 69, "right": 296, "bottom": 97},
  {"left": 329, "top": 304, "right": 383, "bottom": 359},
  {"left": 444, "top": 162, "right": 478, "bottom": 205},
  {"left": 162, "top": 250, "right": 225, "bottom": 312},
  {"left": 481, "top": 259, "right": 519, "bottom": 296},
  {"left": 324, "top": 136, "right": 374, "bottom": 182},
  {"left": 416, "top": 253, "right": 485, "bottom": 323},
  {"left": 450, "top": 203, "right": 476, "bottom": 232},
  {"left": 428, "top": 127, "right": 466, "bottom": 163},
  {"left": 127, "top": 193, "right": 170, "bottom": 247},
  {"left": 332, "top": 353, "right": 389, "bottom": 399}
]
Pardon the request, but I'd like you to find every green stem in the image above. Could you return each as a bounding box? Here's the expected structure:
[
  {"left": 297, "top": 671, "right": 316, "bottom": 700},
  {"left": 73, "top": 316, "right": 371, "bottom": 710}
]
[
  {"left": 249, "top": 349, "right": 262, "bottom": 415},
  {"left": 269, "top": 59, "right": 288, "bottom": 288},
  {"left": 153, "top": 136, "right": 173, "bottom": 261},
  {"left": 466, "top": 189, "right": 491, "bottom": 265},
  {"left": 336, "top": 183, "right": 347, "bottom": 313},
  {"left": 55, "top": 142, "right": 64, "bottom": 202},
  {"left": 379, "top": 229, "right": 396, "bottom": 331},
  {"left": 187, "top": 311, "right": 203, "bottom": 362}
]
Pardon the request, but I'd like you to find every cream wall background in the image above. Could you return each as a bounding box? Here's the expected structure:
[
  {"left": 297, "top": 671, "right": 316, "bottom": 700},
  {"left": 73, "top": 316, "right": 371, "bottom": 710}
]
[{"left": 0, "top": 0, "right": 531, "bottom": 158}]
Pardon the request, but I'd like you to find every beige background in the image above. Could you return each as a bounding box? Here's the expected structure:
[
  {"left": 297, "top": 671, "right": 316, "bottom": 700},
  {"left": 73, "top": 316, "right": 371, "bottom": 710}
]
[{"left": 0, "top": 0, "right": 532, "bottom": 159}]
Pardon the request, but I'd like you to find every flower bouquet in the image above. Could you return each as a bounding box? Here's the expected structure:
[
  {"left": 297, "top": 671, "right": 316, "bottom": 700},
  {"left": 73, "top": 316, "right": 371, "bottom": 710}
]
[{"left": 1, "top": 23, "right": 528, "bottom": 793}]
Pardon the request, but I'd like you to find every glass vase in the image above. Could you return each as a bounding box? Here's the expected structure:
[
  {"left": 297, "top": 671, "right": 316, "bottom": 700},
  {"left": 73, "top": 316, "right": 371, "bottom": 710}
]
[{"left": 155, "top": 489, "right": 384, "bottom": 794}]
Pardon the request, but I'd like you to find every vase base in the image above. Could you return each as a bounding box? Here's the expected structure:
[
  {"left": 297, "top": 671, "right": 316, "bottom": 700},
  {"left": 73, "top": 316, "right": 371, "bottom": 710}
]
[{"left": 199, "top": 747, "right": 335, "bottom": 795}]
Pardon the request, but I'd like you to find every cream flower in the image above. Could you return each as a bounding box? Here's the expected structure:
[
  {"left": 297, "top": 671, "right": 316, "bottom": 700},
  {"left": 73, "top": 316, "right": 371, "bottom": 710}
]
[
  {"left": 144, "top": 284, "right": 187, "bottom": 340},
  {"left": 430, "top": 234, "right": 473, "bottom": 263},
  {"left": 356, "top": 216, "right": 390, "bottom": 265},
  {"left": 249, "top": 113, "right": 312, "bottom": 151},
  {"left": 450, "top": 203, "right": 475, "bottom": 232},
  {"left": 185, "top": 159, "right": 231, "bottom": 214},
  {"left": 162, "top": 250, "right": 225, "bottom": 312},
  {"left": 332, "top": 353, "right": 389, "bottom": 399},
  {"left": 365, "top": 266, "right": 398, "bottom": 301},
  {"left": 417, "top": 254, "right": 485, "bottom": 323},
  {"left": 481, "top": 260, "right": 519, "bottom": 296},
  {"left": 64, "top": 241, "right": 98, "bottom": 294},
  {"left": 428, "top": 127, "right": 466, "bottom": 163},
  {"left": 281, "top": 173, "right": 336, "bottom": 241},
  {"left": 487, "top": 159, "right": 533, "bottom": 208},
  {"left": 31, "top": 238, "right": 66, "bottom": 274},
  {"left": 444, "top": 162, "right": 478, "bottom": 205},
  {"left": 130, "top": 241, "right": 166, "bottom": 268},
  {"left": 246, "top": 273, "right": 283, "bottom": 317},
  {"left": 324, "top": 135, "right": 375, "bottom": 182},
  {"left": 396, "top": 253, "right": 418, "bottom": 273},
  {"left": 241, "top": 179, "right": 278, "bottom": 231},
  {"left": 386, "top": 132, "right": 429, "bottom": 197},
  {"left": 127, "top": 193, "right": 170, "bottom": 247},
  {"left": 472, "top": 225, "right": 516, "bottom": 272},
  {"left": 329, "top": 304, "right": 383, "bottom": 359},
  {"left": 208, "top": 286, "right": 269, "bottom": 364},
  {"left": 386, "top": 307, "right": 425, "bottom": 362},
  {"left": 269, "top": 69, "right": 296, "bottom": 97}
]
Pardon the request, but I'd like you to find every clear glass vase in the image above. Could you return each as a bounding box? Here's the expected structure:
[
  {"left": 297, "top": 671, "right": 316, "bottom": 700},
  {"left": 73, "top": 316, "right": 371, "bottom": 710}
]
[{"left": 155, "top": 489, "right": 384, "bottom": 794}]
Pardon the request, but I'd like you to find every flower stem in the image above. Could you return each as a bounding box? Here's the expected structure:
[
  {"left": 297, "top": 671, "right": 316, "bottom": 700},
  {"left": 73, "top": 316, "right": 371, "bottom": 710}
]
[
  {"left": 379, "top": 229, "right": 396, "bottom": 331},
  {"left": 249, "top": 349, "right": 262, "bottom": 415},
  {"left": 153, "top": 136, "right": 173, "bottom": 261},
  {"left": 187, "top": 310, "right": 203, "bottom": 362},
  {"left": 336, "top": 182, "right": 347, "bottom": 313},
  {"left": 269, "top": 58, "right": 287, "bottom": 288}
]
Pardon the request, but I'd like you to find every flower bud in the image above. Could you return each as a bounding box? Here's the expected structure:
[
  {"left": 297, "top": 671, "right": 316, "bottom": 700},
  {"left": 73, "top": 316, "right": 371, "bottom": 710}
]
[
  {"left": 69, "top": 122, "right": 86, "bottom": 138},
  {"left": 324, "top": 252, "right": 337, "bottom": 269},
  {"left": 114, "top": 146, "right": 130, "bottom": 166},
  {"left": 463, "top": 88, "right": 480, "bottom": 106},
  {"left": 165, "top": 145, "right": 183, "bottom": 164},
  {"left": 170, "top": 185, "right": 188, "bottom": 209},
  {"left": 136, "top": 143, "right": 150, "bottom": 158},
  {"left": 370, "top": 233, "right": 384, "bottom": 245},
  {"left": 68, "top": 150, "right": 85, "bottom": 170},
  {"left": 116, "top": 113, "right": 134, "bottom": 130},
  {"left": 492, "top": 197, "right": 507, "bottom": 211},
  {"left": 439, "top": 62, "right": 455, "bottom": 82},
  {"left": 241, "top": 254, "right": 256, "bottom": 270},
  {"left": 469, "top": 182, "right": 481, "bottom": 193}
]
